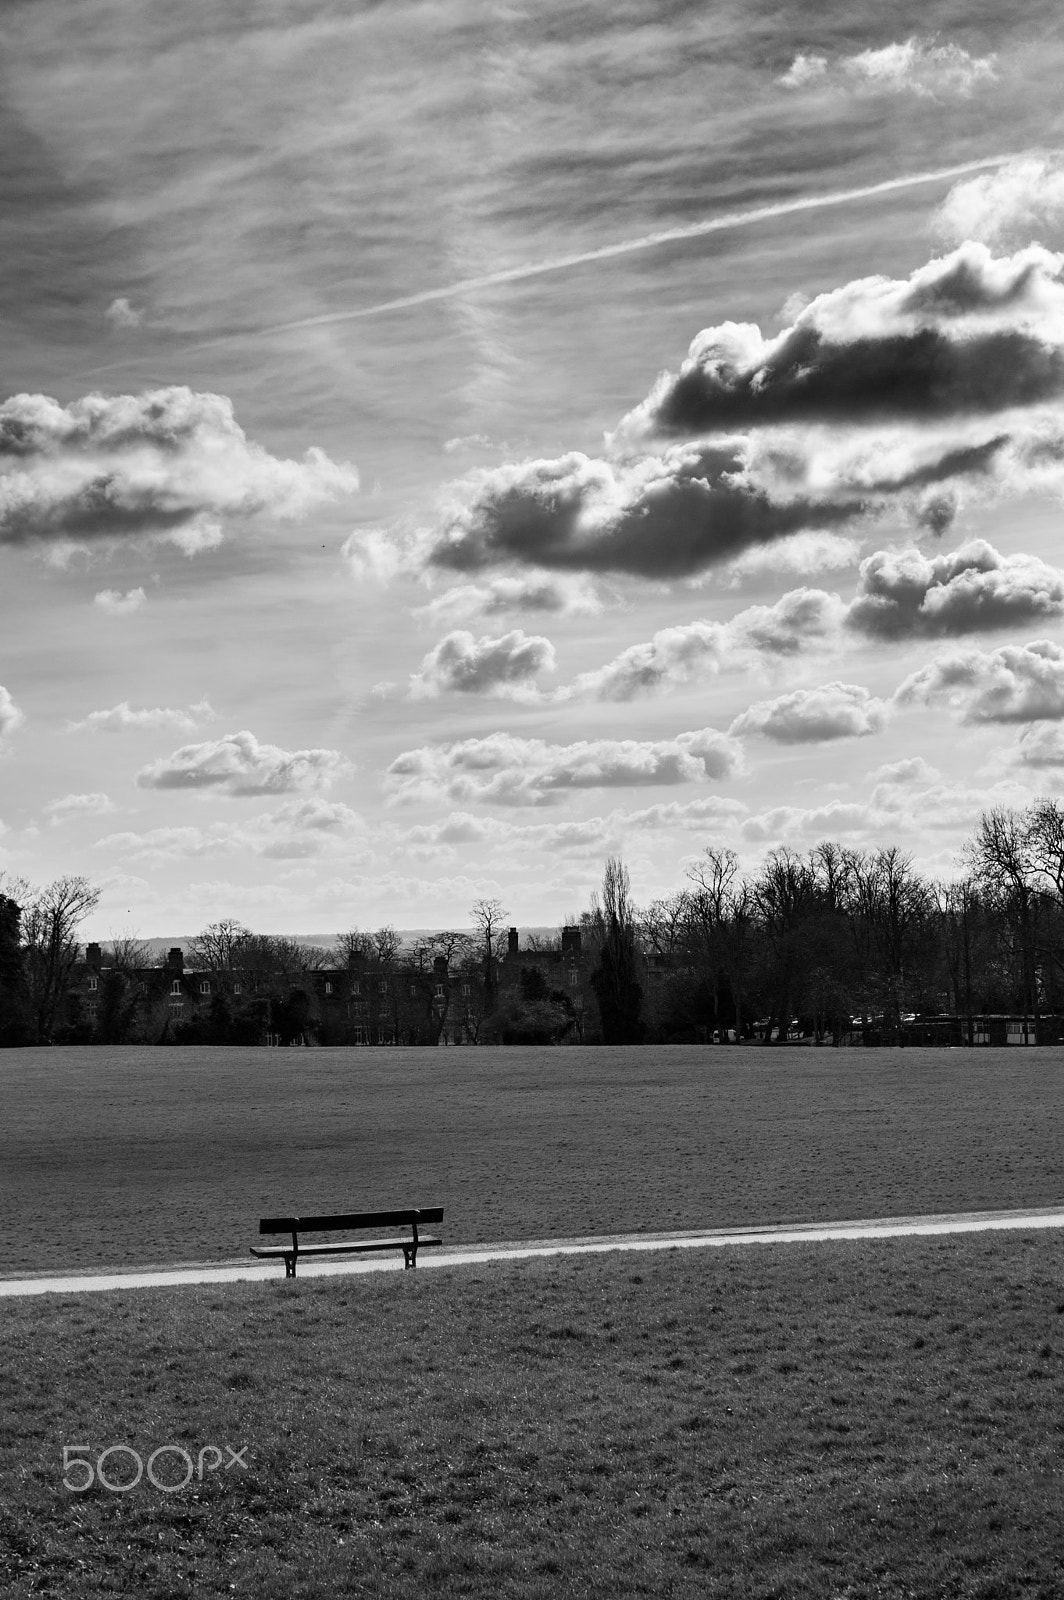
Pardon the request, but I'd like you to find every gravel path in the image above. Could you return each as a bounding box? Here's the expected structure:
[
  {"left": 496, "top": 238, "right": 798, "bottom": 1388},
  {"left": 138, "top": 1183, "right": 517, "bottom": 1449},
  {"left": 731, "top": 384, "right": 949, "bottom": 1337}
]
[{"left": 3, "top": 1205, "right": 1063, "bottom": 1296}]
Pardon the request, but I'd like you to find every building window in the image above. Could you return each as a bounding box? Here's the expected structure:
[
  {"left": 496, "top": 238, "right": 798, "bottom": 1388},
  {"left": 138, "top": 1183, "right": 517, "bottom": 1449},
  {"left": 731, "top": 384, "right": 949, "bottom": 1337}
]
[
  {"left": 434, "top": 983, "right": 445, "bottom": 999},
  {"left": 325, "top": 981, "right": 333, "bottom": 995},
  {"left": 233, "top": 982, "right": 241, "bottom": 995},
  {"left": 378, "top": 1029, "right": 387, "bottom": 1045},
  {"left": 169, "top": 1000, "right": 183, "bottom": 1016},
  {"left": 462, "top": 982, "right": 471, "bottom": 996},
  {"left": 410, "top": 984, "right": 418, "bottom": 997},
  {"left": 378, "top": 981, "right": 388, "bottom": 997},
  {"left": 199, "top": 980, "right": 211, "bottom": 995},
  {"left": 170, "top": 979, "right": 182, "bottom": 996},
  {"left": 568, "top": 968, "right": 579, "bottom": 987},
  {"left": 353, "top": 1026, "right": 365, "bottom": 1045},
  {"left": 87, "top": 1003, "right": 98, "bottom": 1020},
  {"left": 351, "top": 981, "right": 361, "bottom": 996},
  {"left": 88, "top": 975, "right": 98, "bottom": 992}
]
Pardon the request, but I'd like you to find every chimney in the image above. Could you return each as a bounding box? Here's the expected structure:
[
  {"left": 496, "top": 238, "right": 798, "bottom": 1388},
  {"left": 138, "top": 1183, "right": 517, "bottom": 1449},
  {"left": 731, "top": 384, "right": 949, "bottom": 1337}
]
[
  {"left": 433, "top": 955, "right": 448, "bottom": 981},
  {"left": 507, "top": 927, "right": 519, "bottom": 955},
  {"left": 562, "top": 925, "right": 582, "bottom": 957},
  {"left": 166, "top": 947, "right": 184, "bottom": 974},
  {"left": 85, "top": 942, "right": 102, "bottom": 970}
]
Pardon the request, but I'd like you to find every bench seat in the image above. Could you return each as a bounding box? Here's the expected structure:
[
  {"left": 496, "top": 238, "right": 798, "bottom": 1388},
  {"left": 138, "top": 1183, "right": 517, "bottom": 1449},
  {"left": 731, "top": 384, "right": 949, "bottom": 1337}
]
[{"left": 251, "top": 1234, "right": 442, "bottom": 1260}]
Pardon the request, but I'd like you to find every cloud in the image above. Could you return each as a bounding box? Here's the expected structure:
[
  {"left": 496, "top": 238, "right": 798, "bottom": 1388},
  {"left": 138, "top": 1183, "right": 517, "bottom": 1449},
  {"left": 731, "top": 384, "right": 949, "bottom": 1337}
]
[
  {"left": 622, "top": 244, "right": 1064, "bottom": 440},
  {"left": 741, "top": 800, "right": 881, "bottom": 842},
  {"left": 68, "top": 698, "right": 216, "bottom": 734},
  {"left": 104, "top": 297, "right": 144, "bottom": 329},
  {"left": 932, "top": 156, "right": 1064, "bottom": 249},
  {"left": 1016, "top": 724, "right": 1064, "bottom": 767},
  {"left": 720, "top": 530, "right": 858, "bottom": 588},
  {"left": 44, "top": 792, "right": 117, "bottom": 824},
  {"left": 846, "top": 541, "right": 1064, "bottom": 640},
  {"left": 0, "top": 387, "right": 357, "bottom": 552},
  {"left": 779, "top": 37, "right": 996, "bottom": 98},
  {"left": 94, "top": 586, "right": 146, "bottom": 615},
  {"left": 385, "top": 727, "right": 741, "bottom": 807},
  {"left": 430, "top": 443, "right": 865, "bottom": 580},
  {"left": 565, "top": 588, "right": 844, "bottom": 701},
  {"left": 414, "top": 573, "right": 605, "bottom": 624},
  {"left": 94, "top": 798, "right": 368, "bottom": 863},
  {"left": 895, "top": 640, "right": 1064, "bottom": 723},
  {"left": 136, "top": 730, "right": 347, "bottom": 796},
  {"left": 730, "top": 682, "right": 888, "bottom": 743},
  {"left": 0, "top": 686, "right": 24, "bottom": 740},
  {"left": 410, "top": 628, "right": 556, "bottom": 698},
  {"left": 867, "top": 756, "right": 942, "bottom": 786}
]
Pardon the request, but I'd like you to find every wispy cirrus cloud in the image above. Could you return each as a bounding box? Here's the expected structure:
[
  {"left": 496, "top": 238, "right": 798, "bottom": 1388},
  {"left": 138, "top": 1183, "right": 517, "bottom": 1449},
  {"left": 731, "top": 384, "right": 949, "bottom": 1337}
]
[
  {"left": 414, "top": 572, "right": 605, "bottom": 625},
  {"left": 136, "top": 730, "right": 348, "bottom": 796},
  {"left": 385, "top": 727, "right": 742, "bottom": 807},
  {"left": 94, "top": 798, "right": 369, "bottom": 862},
  {"left": 0, "top": 387, "right": 357, "bottom": 554}
]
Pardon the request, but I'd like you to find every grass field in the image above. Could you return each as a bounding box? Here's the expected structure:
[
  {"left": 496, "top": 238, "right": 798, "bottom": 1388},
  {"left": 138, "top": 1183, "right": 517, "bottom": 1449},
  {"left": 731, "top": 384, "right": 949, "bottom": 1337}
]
[
  {"left": 3, "top": 1232, "right": 1063, "bottom": 1598},
  {"left": 3, "top": 1044, "right": 1064, "bottom": 1275}
]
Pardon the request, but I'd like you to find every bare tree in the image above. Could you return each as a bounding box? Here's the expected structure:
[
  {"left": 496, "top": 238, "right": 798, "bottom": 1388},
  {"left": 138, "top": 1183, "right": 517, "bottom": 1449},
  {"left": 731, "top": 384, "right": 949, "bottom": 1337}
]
[
  {"left": 470, "top": 897, "right": 507, "bottom": 1012},
  {"left": 589, "top": 856, "right": 644, "bottom": 1044},
  {"left": 188, "top": 919, "right": 250, "bottom": 973},
  {"left": 18, "top": 875, "right": 101, "bottom": 1042}
]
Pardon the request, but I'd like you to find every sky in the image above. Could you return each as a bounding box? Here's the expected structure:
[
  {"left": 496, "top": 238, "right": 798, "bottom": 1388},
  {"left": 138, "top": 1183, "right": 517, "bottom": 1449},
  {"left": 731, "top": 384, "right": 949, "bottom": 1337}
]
[{"left": 4, "top": 0, "right": 1064, "bottom": 940}]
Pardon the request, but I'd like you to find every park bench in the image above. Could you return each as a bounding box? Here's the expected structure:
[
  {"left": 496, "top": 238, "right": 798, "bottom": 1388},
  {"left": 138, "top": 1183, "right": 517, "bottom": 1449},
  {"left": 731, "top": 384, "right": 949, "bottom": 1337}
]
[{"left": 251, "top": 1207, "right": 444, "bottom": 1278}]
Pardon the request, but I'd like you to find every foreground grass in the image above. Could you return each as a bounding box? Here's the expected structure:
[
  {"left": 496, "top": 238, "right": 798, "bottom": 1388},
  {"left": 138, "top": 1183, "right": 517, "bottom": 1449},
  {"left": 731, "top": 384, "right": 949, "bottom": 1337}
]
[
  {"left": 2, "top": 1232, "right": 1063, "bottom": 1597},
  {"left": 3, "top": 1045, "right": 1064, "bottom": 1273}
]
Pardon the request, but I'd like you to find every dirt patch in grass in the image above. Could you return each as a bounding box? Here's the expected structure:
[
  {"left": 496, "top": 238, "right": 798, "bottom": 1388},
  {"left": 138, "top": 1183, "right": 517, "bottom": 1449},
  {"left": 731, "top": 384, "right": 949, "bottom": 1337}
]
[
  {"left": 2, "top": 1230, "right": 1063, "bottom": 1597},
  {"left": 2, "top": 1044, "right": 1064, "bottom": 1273}
]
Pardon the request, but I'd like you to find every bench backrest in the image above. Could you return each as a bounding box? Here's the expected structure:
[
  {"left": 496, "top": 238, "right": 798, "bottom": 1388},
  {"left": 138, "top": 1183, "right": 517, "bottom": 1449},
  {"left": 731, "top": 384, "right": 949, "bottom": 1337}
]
[{"left": 259, "top": 1207, "right": 444, "bottom": 1235}]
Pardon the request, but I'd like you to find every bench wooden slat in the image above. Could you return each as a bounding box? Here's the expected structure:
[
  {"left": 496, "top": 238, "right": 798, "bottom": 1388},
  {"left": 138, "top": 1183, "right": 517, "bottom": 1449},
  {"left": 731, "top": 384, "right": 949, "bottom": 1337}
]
[
  {"left": 259, "top": 1207, "right": 443, "bottom": 1235},
  {"left": 251, "top": 1234, "right": 442, "bottom": 1259}
]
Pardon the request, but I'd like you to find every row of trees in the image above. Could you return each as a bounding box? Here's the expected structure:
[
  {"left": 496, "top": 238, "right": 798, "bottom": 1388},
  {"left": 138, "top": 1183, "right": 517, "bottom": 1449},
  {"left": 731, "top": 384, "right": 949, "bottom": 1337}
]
[{"left": 6, "top": 799, "right": 1064, "bottom": 1046}]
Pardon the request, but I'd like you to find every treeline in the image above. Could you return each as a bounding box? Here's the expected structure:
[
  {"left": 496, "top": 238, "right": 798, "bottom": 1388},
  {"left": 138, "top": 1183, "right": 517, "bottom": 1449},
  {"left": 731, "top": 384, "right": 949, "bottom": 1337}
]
[{"left": 4, "top": 799, "right": 1064, "bottom": 1046}]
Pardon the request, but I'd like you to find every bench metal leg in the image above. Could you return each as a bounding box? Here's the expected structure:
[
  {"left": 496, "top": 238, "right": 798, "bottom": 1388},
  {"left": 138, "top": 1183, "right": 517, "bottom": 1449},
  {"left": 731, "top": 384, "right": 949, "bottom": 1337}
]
[
  {"left": 285, "top": 1254, "right": 297, "bottom": 1279},
  {"left": 402, "top": 1245, "right": 416, "bottom": 1269}
]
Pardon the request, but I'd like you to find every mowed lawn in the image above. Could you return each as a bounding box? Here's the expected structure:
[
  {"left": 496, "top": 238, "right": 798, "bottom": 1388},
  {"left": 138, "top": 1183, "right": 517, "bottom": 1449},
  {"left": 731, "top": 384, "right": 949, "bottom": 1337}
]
[
  {"left": 2, "top": 1044, "right": 1063, "bottom": 1275},
  {"left": 3, "top": 1233, "right": 1064, "bottom": 1598}
]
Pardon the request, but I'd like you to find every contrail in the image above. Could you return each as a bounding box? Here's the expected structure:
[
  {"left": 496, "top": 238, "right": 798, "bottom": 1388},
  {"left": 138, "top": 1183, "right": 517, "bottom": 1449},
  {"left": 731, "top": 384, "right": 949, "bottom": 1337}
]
[
  {"left": 242, "top": 151, "right": 1027, "bottom": 341},
  {"left": 75, "top": 150, "right": 1030, "bottom": 380}
]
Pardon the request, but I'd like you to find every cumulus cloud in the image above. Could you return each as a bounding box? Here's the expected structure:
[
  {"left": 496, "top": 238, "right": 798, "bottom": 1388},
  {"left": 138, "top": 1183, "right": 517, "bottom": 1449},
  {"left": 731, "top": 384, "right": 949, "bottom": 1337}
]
[
  {"left": 623, "top": 244, "right": 1064, "bottom": 440},
  {"left": 424, "top": 244, "right": 1064, "bottom": 582},
  {"left": 565, "top": 588, "right": 844, "bottom": 701},
  {"left": 414, "top": 572, "right": 605, "bottom": 624},
  {"left": 846, "top": 540, "right": 1064, "bottom": 639},
  {"left": 779, "top": 37, "right": 996, "bottom": 98},
  {"left": 44, "top": 792, "right": 117, "bottom": 824},
  {"left": 104, "top": 297, "right": 144, "bottom": 330},
  {"left": 429, "top": 443, "right": 864, "bottom": 580},
  {"left": 385, "top": 727, "right": 741, "bottom": 807},
  {"left": 136, "top": 730, "right": 347, "bottom": 796},
  {"left": 1016, "top": 724, "right": 1064, "bottom": 766},
  {"left": 68, "top": 698, "right": 216, "bottom": 734},
  {"left": 730, "top": 682, "right": 888, "bottom": 743},
  {"left": 867, "top": 756, "right": 942, "bottom": 786},
  {"left": 0, "top": 387, "right": 357, "bottom": 552},
  {"left": 719, "top": 530, "right": 858, "bottom": 588},
  {"left": 895, "top": 639, "right": 1064, "bottom": 723},
  {"left": 410, "top": 628, "right": 556, "bottom": 698},
  {"left": 932, "top": 156, "right": 1064, "bottom": 250},
  {"left": 0, "top": 686, "right": 24, "bottom": 740},
  {"left": 94, "top": 586, "right": 146, "bottom": 615}
]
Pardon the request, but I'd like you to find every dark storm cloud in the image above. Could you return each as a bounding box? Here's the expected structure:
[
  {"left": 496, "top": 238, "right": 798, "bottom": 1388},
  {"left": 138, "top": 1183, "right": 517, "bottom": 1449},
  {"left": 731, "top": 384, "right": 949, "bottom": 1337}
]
[
  {"left": 623, "top": 244, "right": 1064, "bottom": 440},
  {"left": 429, "top": 445, "right": 864, "bottom": 580}
]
